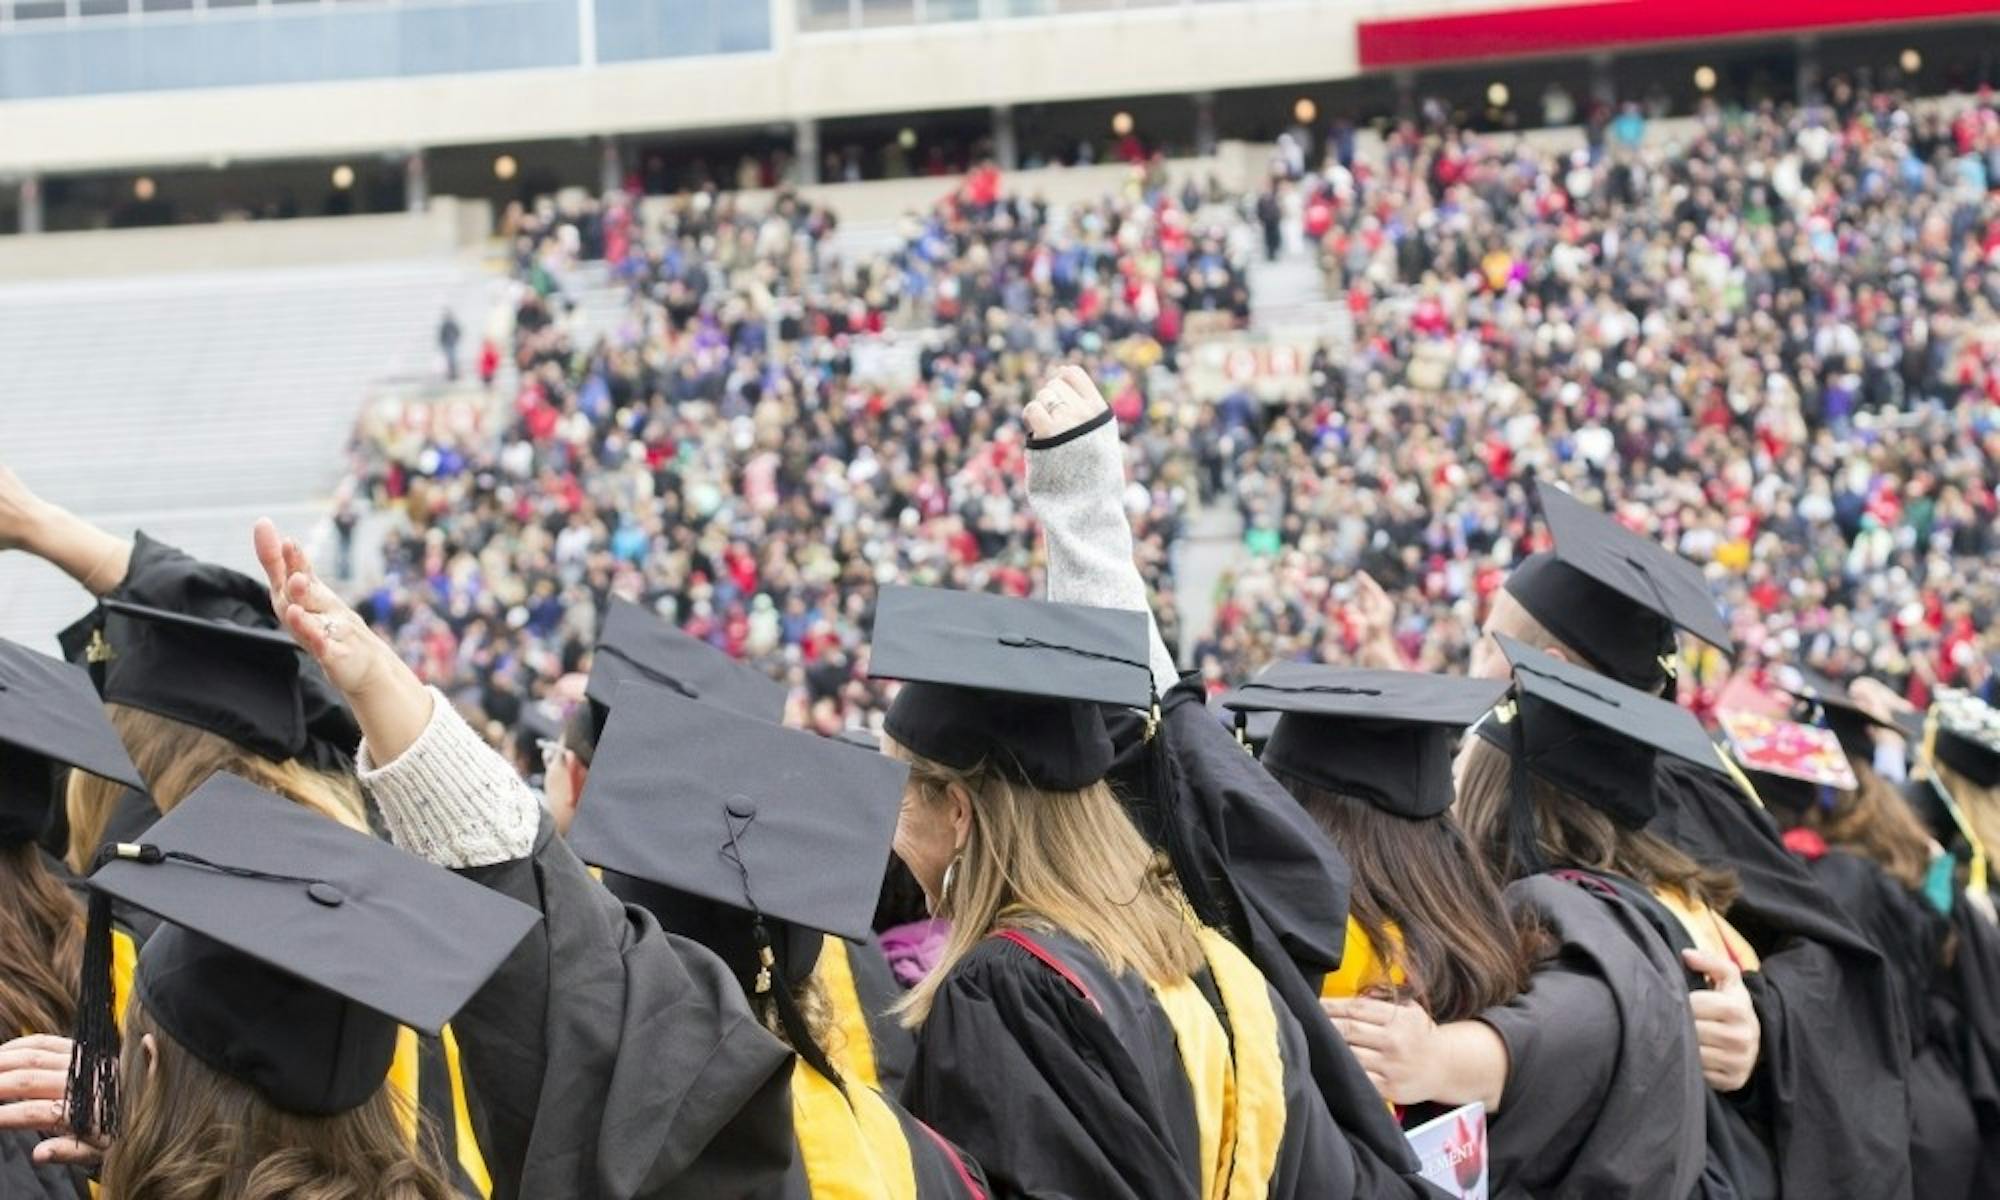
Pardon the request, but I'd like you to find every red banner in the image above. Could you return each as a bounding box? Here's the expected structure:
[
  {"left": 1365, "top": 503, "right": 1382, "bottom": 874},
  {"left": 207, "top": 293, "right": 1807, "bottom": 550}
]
[{"left": 1358, "top": 0, "right": 2000, "bottom": 70}]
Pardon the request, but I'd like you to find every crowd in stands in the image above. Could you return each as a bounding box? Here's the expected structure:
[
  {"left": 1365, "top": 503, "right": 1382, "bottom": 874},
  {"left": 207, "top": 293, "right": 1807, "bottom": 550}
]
[
  {"left": 342, "top": 83, "right": 2000, "bottom": 742},
  {"left": 1197, "top": 86, "right": 2000, "bottom": 717},
  {"left": 344, "top": 171, "right": 1251, "bottom": 736}
]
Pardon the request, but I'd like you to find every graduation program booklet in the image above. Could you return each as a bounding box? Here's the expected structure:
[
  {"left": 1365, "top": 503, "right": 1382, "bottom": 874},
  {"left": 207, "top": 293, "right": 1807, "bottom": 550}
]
[{"left": 1406, "top": 1102, "right": 1487, "bottom": 1199}]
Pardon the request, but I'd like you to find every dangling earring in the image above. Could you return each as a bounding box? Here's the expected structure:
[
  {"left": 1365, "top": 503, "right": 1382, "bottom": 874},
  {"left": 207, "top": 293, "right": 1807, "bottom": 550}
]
[{"left": 938, "top": 850, "right": 964, "bottom": 916}]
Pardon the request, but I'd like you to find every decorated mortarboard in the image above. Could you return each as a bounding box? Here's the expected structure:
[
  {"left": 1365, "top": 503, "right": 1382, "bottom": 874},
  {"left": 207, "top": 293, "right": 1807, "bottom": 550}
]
[
  {"left": 1476, "top": 633, "right": 1726, "bottom": 829},
  {"left": 570, "top": 680, "right": 908, "bottom": 1083},
  {"left": 1505, "top": 481, "right": 1733, "bottom": 693},
  {"left": 1719, "top": 710, "right": 1858, "bottom": 801},
  {"left": 585, "top": 597, "right": 788, "bottom": 728},
  {"left": 1932, "top": 689, "right": 2000, "bottom": 788},
  {"left": 869, "top": 586, "right": 1153, "bottom": 792},
  {"left": 67, "top": 773, "right": 538, "bottom": 1136},
  {"left": 1223, "top": 665, "right": 1507, "bottom": 819},
  {"left": 0, "top": 638, "right": 145, "bottom": 844},
  {"left": 57, "top": 533, "right": 359, "bottom": 768}
]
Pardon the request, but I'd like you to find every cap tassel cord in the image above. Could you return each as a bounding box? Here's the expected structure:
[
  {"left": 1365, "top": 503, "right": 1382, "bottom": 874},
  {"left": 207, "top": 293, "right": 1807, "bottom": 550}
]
[
  {"left": 597, "top": 648, "right": 700, "bottom": 701},
  {"left": 722, "top": 807, "right": 846, "bottom": 1094},
  {"left": 66, "top": 845, "right": 132, "bottom": 1139}
]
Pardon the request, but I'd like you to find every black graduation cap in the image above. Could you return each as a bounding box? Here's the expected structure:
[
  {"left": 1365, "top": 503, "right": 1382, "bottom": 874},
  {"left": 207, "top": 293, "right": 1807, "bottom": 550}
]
[
  {"left": 1933, "top": 689, "right": 2000, "bottom": 788},
  {"left": 570, "top": 680, "right": 907, "bottom": 1082},
  {"left": 0, "top": 638, "right": 145, "bottom": 843},
  {"left": 67, "top": 772, "right": 538, "bottom": 1135},
  {"left": 1476, "top": 633, "right": 1726, "bottom": 829},
  {"left": 831, "top": 726, "right": 883, "bottom": 752},
  {"left": 1504, "top": 482, "right": 1733, "bottom": 692},
  {"left": 869, "top": 586, "right": 1153, "bottom": 791},
  {"left": 57, "top": 534, "right": 359, "bottom": 768},
  {"left": 585, "top": 597, "right": 788, "bottom": 729},
  {"left": 1224, "top": 665, "right": 1508, "bottom": 819},
  {"left": 1779, "top": 668, "right": 1898, "bottom": 763}
]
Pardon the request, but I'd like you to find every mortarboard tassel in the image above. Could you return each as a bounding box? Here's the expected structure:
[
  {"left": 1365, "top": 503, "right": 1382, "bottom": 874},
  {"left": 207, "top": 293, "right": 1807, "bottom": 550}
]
[
  {"left": 724, "top": 806, "right": 845, "bottom": 1092},
  {"left": 66, "top": 843, "right": 156, "bottom": 1138}
]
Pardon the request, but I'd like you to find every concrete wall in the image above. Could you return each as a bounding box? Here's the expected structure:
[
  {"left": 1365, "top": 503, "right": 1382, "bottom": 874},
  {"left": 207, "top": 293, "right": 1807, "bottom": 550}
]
[
  {"left": 0, "top": 0, "right": 1368, "bottom": 176},
  {"left": 0, "top": 197, "right": 491, "bottom": 281}
]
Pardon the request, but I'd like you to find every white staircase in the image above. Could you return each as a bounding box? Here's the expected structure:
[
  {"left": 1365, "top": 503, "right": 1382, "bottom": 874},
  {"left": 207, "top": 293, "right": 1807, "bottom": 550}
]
[{"left": 0, "top": 259, "right": 499, "bottom": 653}]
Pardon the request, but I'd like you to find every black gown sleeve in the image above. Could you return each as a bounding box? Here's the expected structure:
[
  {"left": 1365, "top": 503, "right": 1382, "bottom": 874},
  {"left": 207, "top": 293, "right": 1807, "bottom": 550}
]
[
  {"left": 1107, "top": 685, "right": 1438, "bottom": 1194},
  {"left": 453, "top": 815, "right": 797, "bottom": 1200},
  {"left": 1805, "top": 851, "right": 1975, "bottom": 1200},
  {"left": 0, "top": 1131, "right": 86, "bottom": 1200},
  {"left": 1481, "top": 876, "right": 1708, "bottom": 1199},
  {"left": 1653, "top": 758, "right": 1913, "bottom": 1200},
  {"left": 1943, "top": 897, "right": 2000, "bottom": 1194},
  {"left": 902, "top": 939, "right": 1200, "bottom": 1200}
]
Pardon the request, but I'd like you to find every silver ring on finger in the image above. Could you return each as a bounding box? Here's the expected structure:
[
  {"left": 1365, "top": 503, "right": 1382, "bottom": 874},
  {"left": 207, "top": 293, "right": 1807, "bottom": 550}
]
[{"left": 320, "top": 616, "right": 340, "bottom": 642}]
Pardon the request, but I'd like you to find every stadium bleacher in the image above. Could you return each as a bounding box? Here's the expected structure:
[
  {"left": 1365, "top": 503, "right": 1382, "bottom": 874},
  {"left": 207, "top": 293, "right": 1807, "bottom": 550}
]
[{"left": 0, "top": 259, "right": 503, "bottom": 651}]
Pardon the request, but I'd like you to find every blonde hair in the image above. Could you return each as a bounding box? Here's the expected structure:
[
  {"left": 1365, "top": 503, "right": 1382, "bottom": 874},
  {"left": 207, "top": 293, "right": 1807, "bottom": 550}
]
[
  {"left": 886, "top": 738, "right": 1205, "bottom": 1026},
  {"left": 67, "top": 704, "right": 366, "bottom": 872},
  {"left": 1939, "top": 762, "right": 2000, "bottom": 874},
  {"left": 101, "top": 1000, "right": 452, "bottom": 1200},
  {"left": 1456, "top": 736, "right": 1739, "bottom": 912}
]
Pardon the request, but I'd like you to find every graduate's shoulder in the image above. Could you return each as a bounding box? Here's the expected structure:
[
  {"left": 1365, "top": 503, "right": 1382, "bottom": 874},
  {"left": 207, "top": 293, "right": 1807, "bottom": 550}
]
[{"left": 935, "top": 924, "right": 1125, "bottom": 1016}]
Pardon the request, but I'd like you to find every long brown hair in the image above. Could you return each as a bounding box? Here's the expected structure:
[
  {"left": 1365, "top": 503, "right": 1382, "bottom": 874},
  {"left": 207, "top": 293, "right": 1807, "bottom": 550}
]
[
  {"left": 67, "top": 704, "right": 365, "bottom": 872},
  {"left": 1786, "top": 763, "right": 1935, "bottom": 892},
  {"left": 100, "top": 1000, "right": 452, "bottom": 1200},
  {"left": 0, "top": 841, "right": 83, "bottom": 1037},
  {"left": 887, "top": 738, "right": 1205, "bottom": 1026},
  {"left": 1456, "top": 736, "right": 1740, "bottom": 912},
  {"left": 1283, "top": 780, "right": 1533, "bottom": 1022}
]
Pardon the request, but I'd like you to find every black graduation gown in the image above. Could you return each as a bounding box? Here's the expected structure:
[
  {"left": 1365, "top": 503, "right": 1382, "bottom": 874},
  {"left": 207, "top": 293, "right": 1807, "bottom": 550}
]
[
  {"left": 453, "top": 816, "right": 798, "bottom": 1199},
  {"left": 0, "top": 1132, "right": 85, "bottom": 1200},
  {"left": 1793, "top": 847, "right": 1977, "bottom": 1200},
  {"left": 1479, "top": 874, "right": 1710, "bottom": 1199},
  {"left": 1106, "top": 680, "right": 1441, "bottom": 1198},
  {"left": 1651, "top": 757, "right": 1911, "bottom": 1199},
  {"left": 1940, "top": 896, "right": 2000, "bottom": 1194},
  {"left": 904, "top": 924, "right": 1351, "bottom": 1199}
]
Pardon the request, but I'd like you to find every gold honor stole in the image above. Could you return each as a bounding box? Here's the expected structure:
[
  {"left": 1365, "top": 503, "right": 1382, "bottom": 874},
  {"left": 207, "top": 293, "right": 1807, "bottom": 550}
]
[
  {"left": 1150, "top": 928, "right": 1288, "bottom": 1199},
  {"left": 791, "top": 1059, "right": 920, "bottom": 1200}
]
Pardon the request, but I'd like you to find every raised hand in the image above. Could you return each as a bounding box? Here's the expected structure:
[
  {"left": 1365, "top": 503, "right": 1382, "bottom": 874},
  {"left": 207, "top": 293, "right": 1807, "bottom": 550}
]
[
  {"left": 253, "top": 518, "right": 393, "bottom": 699},
  {"left": 254, "top": 518, "right": 433, "bottom": 763},
  {"left": 1023, "top": 365, "right": 1111, "bottom": 442}
]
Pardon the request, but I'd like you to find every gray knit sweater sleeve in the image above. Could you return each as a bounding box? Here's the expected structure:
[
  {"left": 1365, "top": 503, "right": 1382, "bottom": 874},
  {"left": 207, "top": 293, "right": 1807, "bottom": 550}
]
[
  {"left": 1026, "top": 416, "right": 1179, "bottom": 695},
  {"left": 355, "top": 688, "right": 541, "bottom": 868}
]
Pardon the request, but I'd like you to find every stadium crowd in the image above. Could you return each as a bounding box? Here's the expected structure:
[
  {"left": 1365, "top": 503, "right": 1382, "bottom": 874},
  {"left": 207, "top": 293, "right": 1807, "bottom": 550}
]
[
  {"left": 1200, "top": 87, "right": 2000, "bottom": 713},
  {"left": 343, "top": 83, "right": 2000, "bottom": 746},
  {"left": 344, "top": 171, "right": 1245, "bottom": 736}
]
